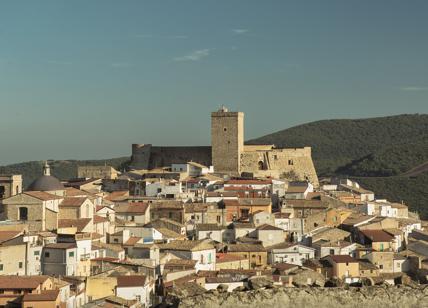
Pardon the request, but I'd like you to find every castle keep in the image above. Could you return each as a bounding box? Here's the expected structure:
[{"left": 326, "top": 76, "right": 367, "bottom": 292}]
[{"left": 130, "top": 107, "right": 319, "bottom": 186}]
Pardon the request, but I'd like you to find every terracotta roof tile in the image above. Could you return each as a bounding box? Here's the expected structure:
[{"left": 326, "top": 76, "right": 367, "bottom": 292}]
[
  {"left": 24, "top": 191, "right": 63, "bottom": 201},
  {"left": 58, "top": 218, "right": 92, "bottom": 232},
  {"left": 23, "top": 290, "right": 59, "bottom": 302},
  {"left": 60, "top": 197, "right": 87, "bottom": 207},
  {"left": 0, "top": 276, "right": 50, "bottom": 289},
  {"left": 116, "top": 275, "right": 146, "bottom": 287}
]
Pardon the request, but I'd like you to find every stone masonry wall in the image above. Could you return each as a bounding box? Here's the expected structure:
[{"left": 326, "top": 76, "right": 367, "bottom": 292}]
[
  {"left": 241, "top": 147, "right": 319, "bottom": 187},
  {"left": 171, "top": 286, "right": 428, "bottom": 308},
  {"left": 130, "top": 144, "right": 212, "bottom": 170}
]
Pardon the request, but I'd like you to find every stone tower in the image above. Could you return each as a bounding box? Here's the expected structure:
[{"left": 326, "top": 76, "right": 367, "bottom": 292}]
[{"left": 211, "top": 106, "right": 244, "bottom": 175}]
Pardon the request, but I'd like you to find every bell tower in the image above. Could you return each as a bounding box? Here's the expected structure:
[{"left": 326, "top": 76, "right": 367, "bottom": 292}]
[{"left": 211, "top": 106, "right": 244, "bottom": 175}]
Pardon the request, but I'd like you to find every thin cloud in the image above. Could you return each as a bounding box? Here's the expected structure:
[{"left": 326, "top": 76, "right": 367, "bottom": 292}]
[
  {"left": 174, "top": 49, "right": 210, "bottom": 62},
  {"left": 232, "top": 29, "right": 249, "bottom": 35},
  {"left": 401, "top": 86, "right": 428, "bottom": 91}
]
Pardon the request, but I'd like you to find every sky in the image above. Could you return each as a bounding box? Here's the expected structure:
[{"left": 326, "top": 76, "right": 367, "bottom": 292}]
[{"left": 0, "top": 0, "right": 427, "bottom": 165}]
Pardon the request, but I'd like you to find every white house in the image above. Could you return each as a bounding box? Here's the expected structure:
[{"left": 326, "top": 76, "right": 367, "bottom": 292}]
[
  {"left": 115, "top": 275, "right": 154, "bottom": 307},
  {"left": 267, "top": 243, "right": 315, "bottom": 265},
  {"left": 285, "top": 181, "right": 314, "bottom": 199},
  {"left": 159, "top": 240, "right": 216, "bottom": 271},
  {"left": 171, "top": 162, "right": 213, "bottom": 176}
]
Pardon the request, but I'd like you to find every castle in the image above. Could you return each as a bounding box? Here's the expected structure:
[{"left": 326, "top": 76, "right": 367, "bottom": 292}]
[{"left": 130, "top": 107, "right": 319, "bottom": 186}]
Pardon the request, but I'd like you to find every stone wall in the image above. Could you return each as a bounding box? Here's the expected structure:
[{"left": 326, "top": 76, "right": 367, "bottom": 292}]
[
  {"left": 77, "top": 166, "right": 118, "bottom": 179},
  {"left": 241, "top": 147, "right": 319, "bottom": 187},
  {"left": 130, "top": 144, "right": 212, "bottom": 170},
  {"left": 169, "top": 286, "right": 428, "bottom": 308},
  {"left": 211, "top": 111, "right": 244, "bottom": 175}
]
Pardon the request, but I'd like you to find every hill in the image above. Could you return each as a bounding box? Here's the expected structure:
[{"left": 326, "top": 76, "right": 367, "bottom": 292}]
[
  {"left": 0, "top": 158, "right": 130, "bottom": 188},
  {"left": 247, "top": 114, "right": 428, "bottom": 176},
  {"left": 248, "top": 113, "right": 428, "bottom": 219}
]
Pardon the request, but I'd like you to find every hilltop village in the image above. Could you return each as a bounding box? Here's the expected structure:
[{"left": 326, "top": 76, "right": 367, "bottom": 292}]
[{"left": 0, "top": 108, "right": 427, "bottom": 308}]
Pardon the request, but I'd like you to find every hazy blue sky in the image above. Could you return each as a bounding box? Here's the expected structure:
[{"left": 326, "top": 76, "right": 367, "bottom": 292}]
[{"left": 1, "top": 1, "right": 427, "bottom": 165}]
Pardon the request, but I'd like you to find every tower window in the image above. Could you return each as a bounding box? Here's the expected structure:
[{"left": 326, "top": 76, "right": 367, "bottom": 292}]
[
  {"left": 288, "top": 159, "right": 294, "bottom": 165},
  {"left": 223, "top": 127, "right": 227, "bottom": 132}
]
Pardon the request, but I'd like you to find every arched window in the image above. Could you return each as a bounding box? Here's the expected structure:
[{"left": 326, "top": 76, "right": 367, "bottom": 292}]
[
  {"left": 15, "top": 185, "right": 20, "bottom": 195},
  {"left": 258, "top": 161, "right": 265, "bottom": 170},
  {"left": 19, "top": 207, "right": 28, "bottom": 221}
]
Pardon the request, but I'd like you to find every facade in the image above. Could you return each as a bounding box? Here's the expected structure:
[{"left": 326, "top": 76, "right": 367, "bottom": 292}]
[
  {"left": 42, "top": 243, "right": 78, "bottom": 276},
  {"left": 267, "top": 243, "right": 315, "bottom": 265},
  {"left": 1, "top": 192, "right": 62, "bottom": 232},
  {"left": 323, "top": 255, "right": 360, "bottom": 280},
  {"left": 0, "top": 174, "right": 22, "bottom": 199},
  {"left": 226, "top": 244, "right": 267, "bottom": 268}
]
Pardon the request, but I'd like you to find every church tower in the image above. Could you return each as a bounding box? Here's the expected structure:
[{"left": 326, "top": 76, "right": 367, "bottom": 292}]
[{"left": 211, "top": 106, "right": 244, "bottom": 175}]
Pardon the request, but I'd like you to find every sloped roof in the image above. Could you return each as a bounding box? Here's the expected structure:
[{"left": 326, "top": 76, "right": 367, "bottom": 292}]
[
  {"left": 115, "top": 203, "right": 149, "bottom": 214},
  {"left": 24, "top": 191, "right": 63, "bottom": 201},
  {"left": 0, "top": 276, "right": 50, "bottom": 289},
  {"left": 60, "top": 197, "right": 87, "bottom": 207},
  {"left": 360, "top": 229, "right": 394, "bottom": 242},
  {"left": 0, "top": 231, "right": 22, "bottom": 244},
  {"left": 116, "top": 275, "right": 146, "bottom": 287},
  {"left": 58, "top": 218, "right": 91, "bottom": 232},
  {"left": 159, "top": 240, "right": 214, "bottom": 251},
  {"left": 256, "top": 224, "right": 283, "bottom": 231},
  {"left": 23, "top": 290, "right": 59, "bottom": 302},
  {"left": 123, "top": 236, "right": 142, "bottom": 246},
  {"left": 326, "top": 255, "right": 357, "bottom": 263},
  {"left": 227, "top": 243, "right": 266, "bottom": 252}
]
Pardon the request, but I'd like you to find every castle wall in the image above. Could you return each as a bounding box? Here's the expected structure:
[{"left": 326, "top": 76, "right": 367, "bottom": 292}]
[
  {"left": 240, "top": 147, "right": 319, "bottom": 187},
  {"left": 130, "top": 144, "right": 212, "bottom": 170}
]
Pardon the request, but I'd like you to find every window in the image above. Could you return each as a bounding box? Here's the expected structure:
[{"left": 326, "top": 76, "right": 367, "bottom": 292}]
[
  {"left": 0, "top": 186, "right": 5, "bottom": 198},
  {"left": 130, "top": 216, "right": 135, "bottom": 222},
  {"left": 346, "top": 262, "right": 349, "bottom": 266},
  {"left": 45, "top": 252, "right": 50, "bottom": 258},
  {"left": 216, "top": 215, "right": 221, "bottom": 223},
  {"left": 223, "top": 127, "right": 227, "bottom": 132},
  {"left": 16, "top": 185, "right": 20, "bottom": 195},
  {"left": 19, "top": 207, "right": 28, "bottom": 221},
  {"left": 34, "top": 250, "right": 40, "bottom": 256},
  {"left": 136, "top": 295, "right": 141, "bottom": 302},
  {"left": 288, "top": 159, "right": 294, "bottom": 166},
  {"left": 13, "top": 290, "right": 21, "bottom": 294},
  {"left": 114, "top": 238, "right": 119, "bottom": 243},
  {"left": 379, "top": 265, "right": 383, "bottom": 269},
  {"left": 0, "top": 264, "right": 3, "bottom": 271},
  {"left": 273, "top": 155, "right": 278, "bottom": 160},
  {"left": 258, "top": 161, "right": 265, "bottom": 170},
  {"left": 68, "top": 251, "right": 74, "bottom": 258},
  {"left": 19, "top": 262, "right": 23, "bottom": 269},
  {"left": 329, "top": 249, "right": 335, "bottom": 255},
  {"left": 0, "top": 290, "right": 3, "bottom": 294}
]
